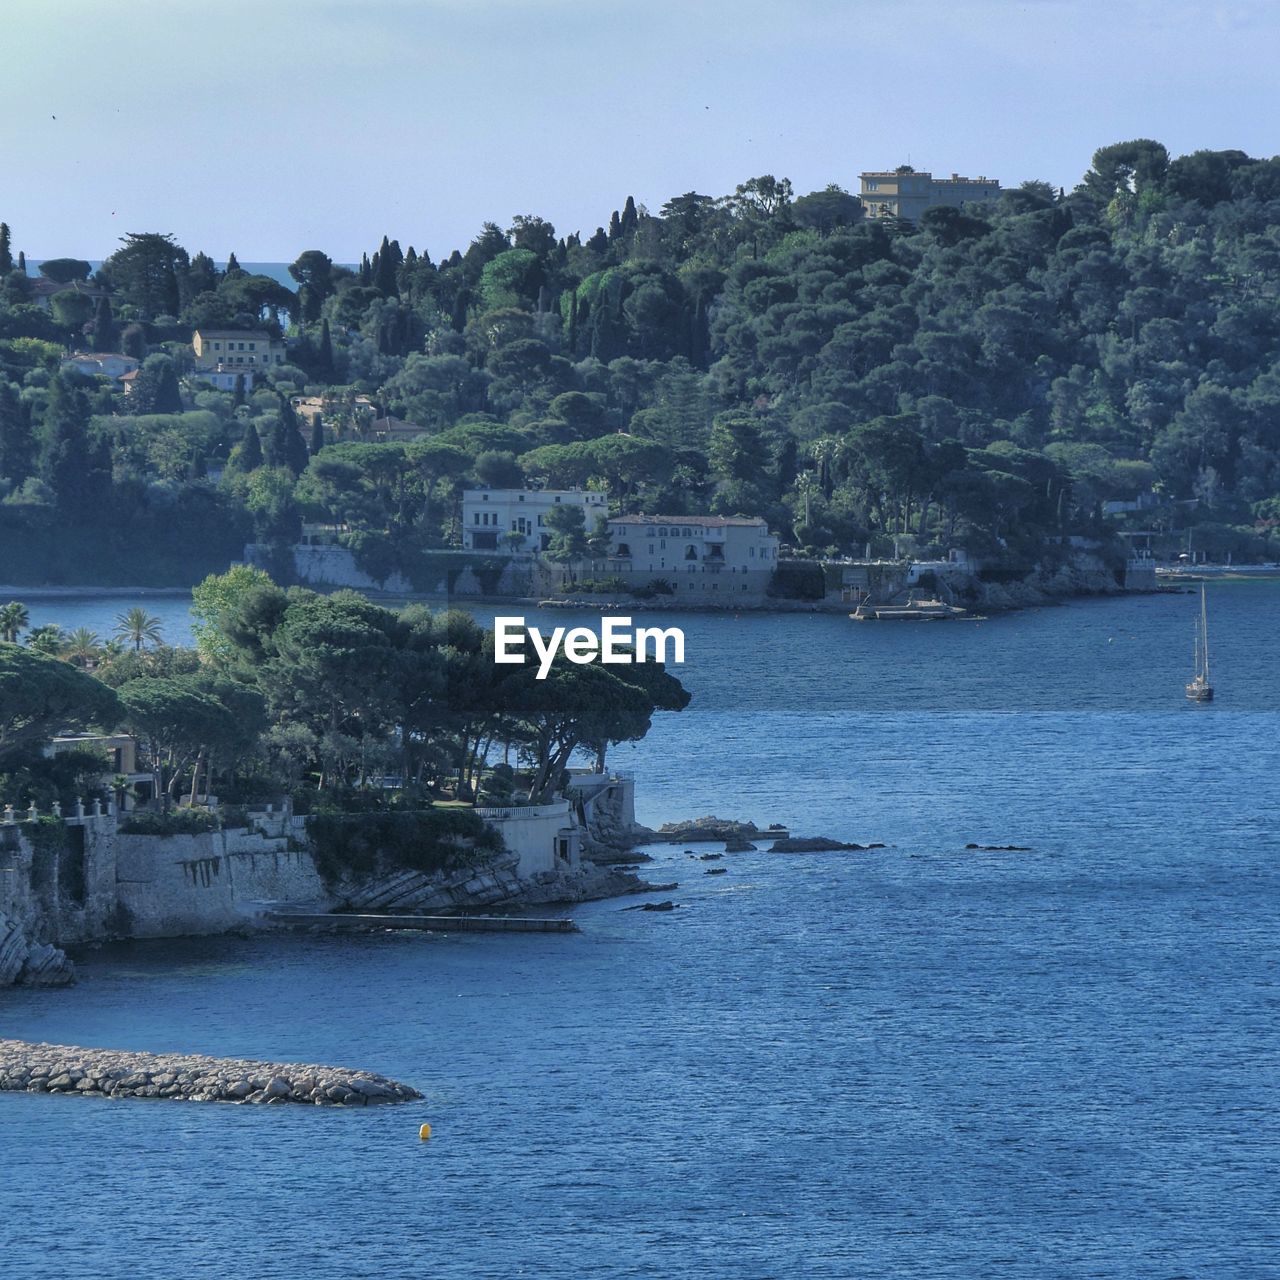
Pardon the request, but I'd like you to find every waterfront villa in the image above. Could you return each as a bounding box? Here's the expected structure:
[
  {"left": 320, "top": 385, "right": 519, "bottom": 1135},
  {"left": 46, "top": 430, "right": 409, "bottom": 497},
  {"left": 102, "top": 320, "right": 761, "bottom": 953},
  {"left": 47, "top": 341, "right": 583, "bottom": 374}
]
[
  {"left": 462, "top": 487, "right": 610, "bottom": 554},
  {"left": 600, "top": 515, "right": 779, "bottom": 599}
]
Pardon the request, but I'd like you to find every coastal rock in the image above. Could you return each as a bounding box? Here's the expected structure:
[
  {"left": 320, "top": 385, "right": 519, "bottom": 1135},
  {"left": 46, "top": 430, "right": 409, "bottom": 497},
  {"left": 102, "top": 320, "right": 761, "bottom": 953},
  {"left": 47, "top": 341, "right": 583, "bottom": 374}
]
[
  {"left": 622, "top": 900, "right": 678, "bottom": 912},
  {"left": 652, "top": 816, "right": 785, "bottom": 844},
  {"left": 768, "top": 837, "right": 873, "bottom": 853},
  {"left": 723, "top": 838, "right": 757, "bottom": 852},
  {"left": 964, "top": 843, "right": 1033, "bottom": 852},
  {"left": 0, "top": 913, "right": 76, "bottom": 988},
  {"left": 704, "top": 868, "right": 728, "bottom": 876},
  {"left": 0, "top": 1038, "right": 419, "bottom": 1107}
]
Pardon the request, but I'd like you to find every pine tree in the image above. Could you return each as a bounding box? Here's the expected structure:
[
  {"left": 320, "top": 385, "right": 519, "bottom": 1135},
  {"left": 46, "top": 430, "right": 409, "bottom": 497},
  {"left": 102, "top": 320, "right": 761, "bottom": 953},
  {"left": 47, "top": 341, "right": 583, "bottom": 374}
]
[
  {"left": 0, "top": 380, "right": 35, "bottom": 485},
  {"left": 90, "top": 295, "right": 118, "bottom": 352},
  {"left": 0, "top": 223, "right": 11, "bottom": 275},
  {"left": 310, "top": 412, "right": 325, "bottom": 456},
  {"left": 587, "top": 227, "right": 609, "bottom": 254}
]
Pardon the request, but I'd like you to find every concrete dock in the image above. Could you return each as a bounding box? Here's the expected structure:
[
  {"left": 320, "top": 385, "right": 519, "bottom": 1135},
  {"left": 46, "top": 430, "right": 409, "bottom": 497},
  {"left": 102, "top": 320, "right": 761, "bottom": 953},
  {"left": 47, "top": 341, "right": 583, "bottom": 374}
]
[{"left": 266, "top": 911, "right": 578, "bottom": 934}]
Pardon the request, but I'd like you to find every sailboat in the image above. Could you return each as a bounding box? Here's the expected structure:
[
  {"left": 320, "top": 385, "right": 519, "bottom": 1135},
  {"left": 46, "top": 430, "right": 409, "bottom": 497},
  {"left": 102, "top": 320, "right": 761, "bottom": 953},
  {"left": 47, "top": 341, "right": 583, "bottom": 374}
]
[{"left": 1186, "top": 583, "right": 1214, "bottom": 702}]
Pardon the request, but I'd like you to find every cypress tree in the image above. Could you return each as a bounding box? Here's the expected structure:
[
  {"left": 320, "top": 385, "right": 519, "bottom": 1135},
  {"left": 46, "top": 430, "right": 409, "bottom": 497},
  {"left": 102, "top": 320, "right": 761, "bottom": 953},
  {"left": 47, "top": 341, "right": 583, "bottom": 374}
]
[
  {"left": 0, "top": 380, "right": 35, "bottom": 485},
  {"left": 608, "top": 211, "right": 622, "bottom": 240},
  {"left": 620, "top": 196, "right": 638, "bottom": 235},
  {"left": 359, "top": 252, "right": 372, "bottom": 285},
  {"left": 587, "top": 227, "right": 609, "bottom": 254},
  {"left": 162, "top": 261, "right": 180, "bottom": 316},
  {"left": 90, "top": 295, "right": 118, "bottom": 352},
  {"left": 310, "top": 412, "right": 325, "bottom": 456},
  {"left": 237, "top": 420, "right": 263, "bottom": 471},
  {"left": 16, "top": 251, "right": 25, "bottom": 274},
  {"left": 374, "top": 235, "right": 399, "bottom": 296},
  {"left": 40, "top": 376, "right": 95, "bottom": 510},
  {"left": 271, "top": 397, "right": 309, "bottom": 474},
  {"left": 226, "top": 251, "right": 242, "bottom": 274},
  {"left": 316, "top": 318, "right": 335, "bottom": 379},
  {"left": 232, "top": 373, "right": 246, "bottom": 409},
  {"left": 0, "top": 223, "right": 11, "bottom": 274}
]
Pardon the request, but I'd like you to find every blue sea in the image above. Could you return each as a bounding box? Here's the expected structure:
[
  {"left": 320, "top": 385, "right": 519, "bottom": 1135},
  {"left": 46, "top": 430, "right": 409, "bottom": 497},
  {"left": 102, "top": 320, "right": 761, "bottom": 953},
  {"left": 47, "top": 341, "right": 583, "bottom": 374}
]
[{"left": 3, "top": 584, "right": 1279, "bottom": 1278}]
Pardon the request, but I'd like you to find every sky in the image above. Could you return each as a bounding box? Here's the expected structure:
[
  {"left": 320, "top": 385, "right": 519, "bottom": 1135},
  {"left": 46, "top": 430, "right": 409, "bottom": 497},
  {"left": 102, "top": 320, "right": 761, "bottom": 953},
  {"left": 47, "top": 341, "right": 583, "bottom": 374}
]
[{"left": 3, "top": 0, "right": 1277, "bottom": 262}]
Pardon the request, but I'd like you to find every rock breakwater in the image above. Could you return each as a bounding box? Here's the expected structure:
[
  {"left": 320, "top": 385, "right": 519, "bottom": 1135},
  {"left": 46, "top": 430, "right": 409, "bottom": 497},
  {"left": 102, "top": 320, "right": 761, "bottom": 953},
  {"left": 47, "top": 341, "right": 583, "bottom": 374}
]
[{"left": 0, "top": 1038, "right": 420, "bottom": 1106}]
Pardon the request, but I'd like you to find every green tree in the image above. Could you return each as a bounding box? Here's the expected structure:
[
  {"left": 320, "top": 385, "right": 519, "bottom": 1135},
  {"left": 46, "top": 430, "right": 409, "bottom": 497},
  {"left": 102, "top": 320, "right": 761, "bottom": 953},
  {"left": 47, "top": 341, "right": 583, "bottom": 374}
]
[
  {"left": 0, "top": 643, "right": 120, "bottom": 762},
  {"left": 0, "top": 381, "right": 35, "bottom": 485},
  {"left": 40, "top": 376, "right": 99, "bottom": 511},
  {"left": 190, "top": 564, "right": 277, "bottom": 666},
  {"left": 0, "top": 602, "right": 29, "bottom": 644},
  {"left": 100, "top": 232, "right": 189, "bottom": 319},
  {"left": 114, "top": 607, "right": 164, "bottom": 652}
]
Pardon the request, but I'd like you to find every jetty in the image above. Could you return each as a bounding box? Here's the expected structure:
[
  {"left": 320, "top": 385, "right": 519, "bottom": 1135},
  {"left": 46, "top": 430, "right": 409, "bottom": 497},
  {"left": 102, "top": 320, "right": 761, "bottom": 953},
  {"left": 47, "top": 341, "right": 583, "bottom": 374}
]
[
  {"left": 266, "top": 910, "right": 578, "bottom": 933},
  {"left": 0, "top": 1038, "right": 420, "bottom": 1106},
  {"left": 850, "top": 597, "right": 966, "bottom": 620}
]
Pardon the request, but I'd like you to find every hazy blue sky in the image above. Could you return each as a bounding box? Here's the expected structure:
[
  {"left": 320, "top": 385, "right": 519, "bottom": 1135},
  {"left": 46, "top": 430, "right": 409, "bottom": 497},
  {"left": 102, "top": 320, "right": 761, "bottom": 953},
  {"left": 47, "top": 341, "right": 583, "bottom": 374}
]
[{"left": 3, "top": 0, "right": 1275, "bottom": 261}]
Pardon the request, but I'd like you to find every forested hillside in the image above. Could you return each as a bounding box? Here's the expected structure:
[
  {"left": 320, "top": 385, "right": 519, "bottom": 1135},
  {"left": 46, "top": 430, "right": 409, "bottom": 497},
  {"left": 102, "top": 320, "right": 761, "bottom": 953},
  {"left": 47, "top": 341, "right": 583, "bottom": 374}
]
[{"left": 3, "top": 138, "right": 1280, "bottom": 585}]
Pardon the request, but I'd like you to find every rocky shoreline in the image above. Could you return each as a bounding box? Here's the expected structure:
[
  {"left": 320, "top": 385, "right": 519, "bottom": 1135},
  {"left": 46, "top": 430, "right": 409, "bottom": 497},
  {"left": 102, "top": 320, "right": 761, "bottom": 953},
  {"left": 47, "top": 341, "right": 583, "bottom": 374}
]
[{"left": 0, "top": 1038, "right": 420, "bottom": 1106}]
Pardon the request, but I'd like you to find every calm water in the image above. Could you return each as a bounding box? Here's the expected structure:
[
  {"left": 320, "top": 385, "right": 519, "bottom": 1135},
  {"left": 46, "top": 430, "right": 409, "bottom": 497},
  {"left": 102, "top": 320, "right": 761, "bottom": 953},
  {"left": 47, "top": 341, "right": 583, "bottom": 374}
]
[{"left": 3, "top": 585, "right": 1279, "bottom": 1278}]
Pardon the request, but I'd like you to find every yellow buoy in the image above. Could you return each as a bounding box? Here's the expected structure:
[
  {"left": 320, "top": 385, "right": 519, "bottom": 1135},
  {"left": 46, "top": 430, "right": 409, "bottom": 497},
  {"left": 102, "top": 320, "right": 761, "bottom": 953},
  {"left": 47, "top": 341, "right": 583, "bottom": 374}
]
[{"left": 419, "top": 1123, "right": 432, "bottom": 1140}]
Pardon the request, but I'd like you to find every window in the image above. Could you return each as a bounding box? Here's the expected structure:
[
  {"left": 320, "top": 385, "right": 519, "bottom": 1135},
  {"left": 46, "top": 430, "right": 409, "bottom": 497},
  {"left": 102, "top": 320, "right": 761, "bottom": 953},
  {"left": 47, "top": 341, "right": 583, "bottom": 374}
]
[
  {"left": 685, "top": 546, "right": 697, "bottom": 561},
  {"left": 867, "top": 180, "right": 878, "bottom": 191},
  {"left": 474, "top": 513, "right": 481, "bottom": 525},
  {"left": 248, "top": 342, "right": 256, "bottom": 351},
  {"left": 616, "top": 543, "right": 631, "bottom": 557},
  {"left": 537, "top": 515, "right": 544, "bottom": 526}
]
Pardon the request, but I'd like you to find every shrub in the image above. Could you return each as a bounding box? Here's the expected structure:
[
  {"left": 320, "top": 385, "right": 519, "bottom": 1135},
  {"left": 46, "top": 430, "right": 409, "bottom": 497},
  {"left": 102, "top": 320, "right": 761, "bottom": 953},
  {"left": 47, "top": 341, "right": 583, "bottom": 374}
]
[
  {"left": 305, "top": 807, "right": 503, "bottom": 885},
  {"left": 118, "top": 809, "right": 219, "bottom": 835}
]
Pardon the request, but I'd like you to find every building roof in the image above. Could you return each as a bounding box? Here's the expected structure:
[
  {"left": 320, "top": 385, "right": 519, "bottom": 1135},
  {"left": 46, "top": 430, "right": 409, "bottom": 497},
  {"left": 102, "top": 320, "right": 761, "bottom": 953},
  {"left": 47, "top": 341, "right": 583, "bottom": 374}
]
[
  {"left": 859, "top": 170, "right": 997, "bottom": 185},
  {"left": 194, "top": 328, "right": 278, "bottom": 340},
  {"left": 610, "top": 515, "right": 769, "bottom": 528}
]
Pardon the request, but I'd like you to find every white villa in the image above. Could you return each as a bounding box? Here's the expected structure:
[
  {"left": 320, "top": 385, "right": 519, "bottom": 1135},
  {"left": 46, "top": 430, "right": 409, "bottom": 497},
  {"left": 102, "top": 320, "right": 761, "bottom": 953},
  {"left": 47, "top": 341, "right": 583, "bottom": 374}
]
[
  {"left": 462, "top": 488, "right": 609, "bottom": 554},
  {"left": 600, "top": 515, "right": 779, "bottom": 599}
]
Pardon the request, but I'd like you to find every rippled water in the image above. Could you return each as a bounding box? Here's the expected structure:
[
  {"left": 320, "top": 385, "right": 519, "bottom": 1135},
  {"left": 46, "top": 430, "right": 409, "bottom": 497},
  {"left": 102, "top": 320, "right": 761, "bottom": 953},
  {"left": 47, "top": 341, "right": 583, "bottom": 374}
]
[{"left": 3, "top": 584, "right": 1279, "bottom": 1278}]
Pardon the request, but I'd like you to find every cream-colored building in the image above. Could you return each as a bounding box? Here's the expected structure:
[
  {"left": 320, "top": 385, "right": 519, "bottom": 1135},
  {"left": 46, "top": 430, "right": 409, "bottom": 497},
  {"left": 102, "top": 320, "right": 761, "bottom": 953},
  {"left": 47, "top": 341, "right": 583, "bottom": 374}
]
[
  {"left": 462, "top": 488, "right": 610, "bottom": 553},
  {"left": 859, "top": 169, "right": 1000, "bottom": 221},
  {"left": 192, "top": 329, "right": 287, "bottom": 371},
  {"left": 601, "top": 515, "right": 778, "bottom": 600}
]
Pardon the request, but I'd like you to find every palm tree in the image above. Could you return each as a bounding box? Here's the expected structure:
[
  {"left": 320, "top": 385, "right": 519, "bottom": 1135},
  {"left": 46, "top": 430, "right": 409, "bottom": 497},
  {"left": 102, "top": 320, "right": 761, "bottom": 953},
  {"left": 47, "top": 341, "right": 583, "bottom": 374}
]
[
  {"left": 63, "top": 627, "right": 102, "bottom": 669},
  {"left": 0, "top": 600, "right": 29, "bottom": 644},
  {"left": 25, "top": 624, "right": 65, "bottom": 656},
  {"left": 114, "top": 607, "right": 164, "bottom": 652}
]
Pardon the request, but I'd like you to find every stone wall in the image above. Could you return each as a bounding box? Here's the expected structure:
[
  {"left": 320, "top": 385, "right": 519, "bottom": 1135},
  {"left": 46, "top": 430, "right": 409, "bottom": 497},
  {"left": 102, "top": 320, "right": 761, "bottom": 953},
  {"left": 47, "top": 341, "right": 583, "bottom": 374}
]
[{"left": 114, "top": 824, "right": 326, "bottom": 938}]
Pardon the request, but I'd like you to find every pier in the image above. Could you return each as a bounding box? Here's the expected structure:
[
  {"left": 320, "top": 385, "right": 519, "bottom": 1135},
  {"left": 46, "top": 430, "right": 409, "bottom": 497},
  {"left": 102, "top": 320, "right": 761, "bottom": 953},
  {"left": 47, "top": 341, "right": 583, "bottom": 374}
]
[{"left": 266, "top": 910, "right": 578, "bottom": 933}]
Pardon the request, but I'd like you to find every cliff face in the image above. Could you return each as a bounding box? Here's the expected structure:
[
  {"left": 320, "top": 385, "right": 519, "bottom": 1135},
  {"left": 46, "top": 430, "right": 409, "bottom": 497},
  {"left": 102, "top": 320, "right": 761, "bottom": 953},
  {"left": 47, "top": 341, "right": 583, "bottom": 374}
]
[{"left": 0, "top": 911, "right": 75, "bottom": 987}]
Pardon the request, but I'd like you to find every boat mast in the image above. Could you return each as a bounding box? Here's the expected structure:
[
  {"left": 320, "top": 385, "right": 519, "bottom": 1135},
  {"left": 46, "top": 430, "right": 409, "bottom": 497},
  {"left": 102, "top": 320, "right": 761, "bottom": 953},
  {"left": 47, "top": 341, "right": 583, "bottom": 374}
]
[{"left": 1201, "top": 584, "right": 1210, "bottom": 682}]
